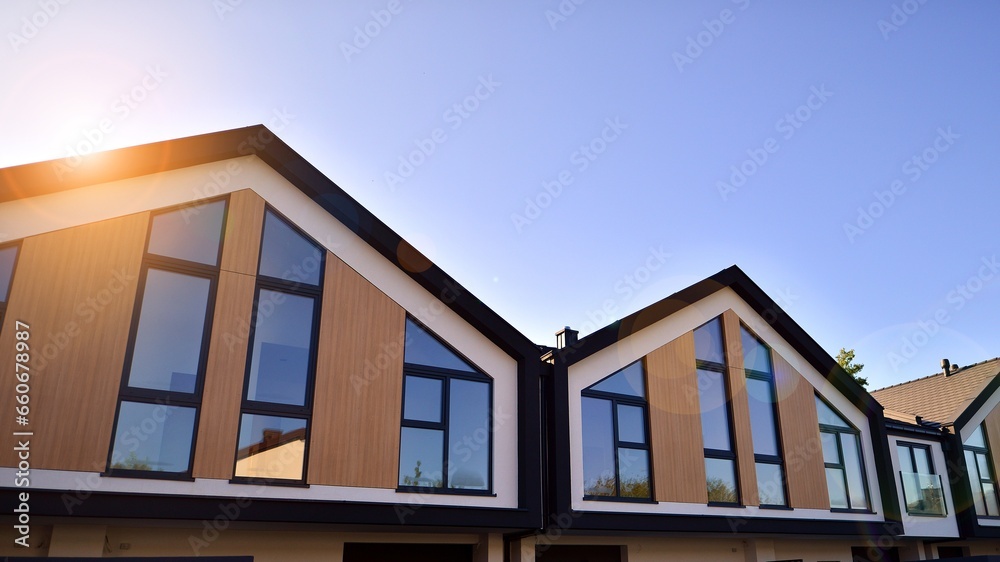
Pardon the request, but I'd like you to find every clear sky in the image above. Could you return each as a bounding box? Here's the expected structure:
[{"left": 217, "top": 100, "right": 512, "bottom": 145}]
[{"left": 2, "top": 1, "right": 998, "bottom": 390}]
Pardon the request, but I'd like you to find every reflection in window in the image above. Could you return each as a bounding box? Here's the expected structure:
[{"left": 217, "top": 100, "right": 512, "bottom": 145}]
[
  {"left": 817, "top": 395, "right": 870, "bottom": 510},
  {"left": 108, "top": 199, "right": 227, "bottom": 478},
  {"left": 741, "top": 326, "right": 787, "bottom": 507},
  {"left": 581, "top": 361, "right": 651, "bottom": 500},
  {"left": 898, "top": 442, "right": 946, "bottom": 516},
  {"left": 964, "top": 424, "right": 1000, "bottom": 517},
  {"left": 109, "top": 401, "right": 197, "bottom": 473},
  {"left": 695, "top": 317, "right": 739, "bottom": 504},
  {"left": 234, "top": 414, "right": 307, "bottom": 480},
  {"left": 0, "top": 244, "right": 20, "bottom": 325},
  {"left": 235, "top": 209, "right": 323, "bottom": 482},
  {"left": 398, "top": 318, "right": 492, "bottom": 492}
]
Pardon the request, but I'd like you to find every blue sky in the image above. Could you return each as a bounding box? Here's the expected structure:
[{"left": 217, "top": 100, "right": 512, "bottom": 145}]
[{"left": 2, "top": 1, "right": 998, "bottom": 389}]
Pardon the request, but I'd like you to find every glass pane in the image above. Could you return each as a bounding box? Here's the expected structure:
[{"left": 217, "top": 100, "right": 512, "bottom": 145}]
[
  {"left": 147, "top": 200, "right": 225, "bottom": 265},
  {"left": 740, "top": 326, "right": 771, "bottom": 373},
  {"left": 826, "top": 467, "right": 849, "bottom": 509},
  {"left": 617, "top": 404, "right": 646, "bottom": 444},
  {"left": 109, "top": 401, "right": 196, "bottom": 473},
  {"left": 399, "top": 427, "right": 444, "bottom": 487},
  {"left": 746, "top": 377, "right": 779, "bottom": 456},
  {"left": 404, "top": 318, "right": 475, "bottom": 372},
  {"left": 582, "top": 397, "right": 616, "bottom": 496},
  {"left": 756, "top": 462, "right": 786, "bottom": 506},
  {"left": 447, "top": 379, "right": 490, "bottom": 490},
  {"left": 246, "top": 290, "right": 315, "bottom": 406},
  {"left": 0, "top": 245, "right": 17, "bottom": 302},
  {"left": 913, "top": 447, "right": 932, "bottom": 475},
  {"left": 258, "top": 210, "right": 322, "bottom": 286},
  {"left": 698, "top": 369, "right": 731, "bottom": 452},
  {"left": 234, "top": 414, "right": 307, "bottom": 480},
  {"left": 589, "top": 361, "right": 646, "bottom": 398},
  {"left": 815, "top": 396, "right": 851, "bottom": 428},
  {"left": 966, "top": 424, "right": 987, "bottom": 448},
  {"left": 705, "top": 457, "right": 738, "bottom": 503},
  {"left": 896, "top": 445, "right": 914, "bottom": 473},
  {"left": 821, "top": 432, "right": 840, "bottom": 464},
  {"left": 126, "top": 269, "right": 210, "bottom": 393},
  {"left": 842, "top": 433, "right": 869, "bottom": 510},
  {"left": 901, "top": 471, "right": 946, "bottom": 516},
  {"left": 403, "top": 376, "right": 442, "bottom": 422},
  {"left": 617, "top": 448, "right": 651, "bottom": 499},
  {"left": 694, "top": 317, "right": 725, "bottom": 364},
  {"left": 967, "top": 449, "right": 986, "bottom": 516},
  {"left": 978, "top": 452, "right": 993, "bottom": 481},
  {"left": 985, "top": 482, "right": 1000, "bottom": 517}
]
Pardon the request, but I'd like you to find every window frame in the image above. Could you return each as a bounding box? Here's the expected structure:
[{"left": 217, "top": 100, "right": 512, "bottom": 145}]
[
  {"left": 964, "top": 423, "right": 1000, "bottom": 518},
  {"left": 817, "top": 394, "right": 872, "bottom": 513},
  {"left": 105, "top": 197, "right": 229, "bottom": 480},
  {"left": 580, "top": 359, "right": 655, "bottom": 503},
  {"left": 897, "top": 440, "right": 946, "bottom": 517},
  {"left": 396, "top": 316, "right": 495, "bottom": 496},
  {"left": 0, "top": 241, "right": 22, "bottom": 332},
  {"left": 231, "top": 206, "right": 324, "bottom": 486},
  {"left": 695, "top": 360, "right": 742, "bottom": 507},
  {"left": 740, "top": 324, "right": 789, "bottom": 509}
]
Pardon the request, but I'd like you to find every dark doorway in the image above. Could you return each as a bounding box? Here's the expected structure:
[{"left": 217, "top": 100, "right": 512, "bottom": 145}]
[
  {"left": 852, "top": 546, "right": 900, "bottom": 562},
  {"left": 343, "top": 543, "right": 473, "bottom": 562},
  {"left": 536, "top": 545, "right": 623, "bottom": 562},
  {"left": 936, "top": 545, "right": 969, "bottom": 559}
]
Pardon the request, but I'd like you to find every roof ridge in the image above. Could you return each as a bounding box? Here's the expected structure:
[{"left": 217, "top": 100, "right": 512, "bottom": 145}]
[{"left": 871, "top": 356, "right": 1000, "bottom": 393}]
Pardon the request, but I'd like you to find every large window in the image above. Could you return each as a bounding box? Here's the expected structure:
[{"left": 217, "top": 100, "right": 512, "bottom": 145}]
[
  {"left": 694, "top": 317, "right": 739, "bottom": 505},
  {"left": 817, "top": 395, "right": 870, "bottom": 511},
  {"left": 234, "top": 209, "right": 323, "bottom": 483},
  {"left": 0, "top": 243, "right": 19, "bottom": 328},
  {"left": 897, "top": 441, "right": 945, "bottom": 516},
  {"left": 964, "top": 424, "right": 1000, "bottom": 517},
  {"left": 107, "top": 199, "right": 227, "bottom": 477},
  {"left": 398, "top": 318, "right": 492, "bottom": 493},
  {"left": 741, "top": 326, "right": 787, "bottom": 507},
  {"left": 581, "top": 361, "right": 652, "bottom": 500}
]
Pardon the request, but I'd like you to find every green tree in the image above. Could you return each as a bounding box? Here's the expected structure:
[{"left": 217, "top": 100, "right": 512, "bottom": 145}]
[{"left": 836, "top": 347, "right": 867, "bottom": 388}]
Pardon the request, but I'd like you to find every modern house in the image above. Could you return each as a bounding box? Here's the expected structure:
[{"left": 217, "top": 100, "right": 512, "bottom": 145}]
[{"left": 0, "top": 126, "right": 998, "bottom": 561}]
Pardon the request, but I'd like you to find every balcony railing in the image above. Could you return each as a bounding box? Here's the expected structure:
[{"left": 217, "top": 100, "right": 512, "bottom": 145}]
[{"left": 900, "top": 471, "right": 947, "bottom": 516}]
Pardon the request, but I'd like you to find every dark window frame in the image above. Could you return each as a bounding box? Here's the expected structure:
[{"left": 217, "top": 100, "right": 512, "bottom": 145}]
[
  {"left": 817, "top": 394, "right": 873, "bottom": 513},
  {"left": 397, "top": 315, "right": 495, "bottom": 496},
  {"left": 964, "top": 423, "right": 1000, "bottom": 517},
  {"left": 580, "top": 359, "right": 655, "bottom": 503},
  {"left": 740, "top": 324, "right": 789, "bottom": 509},
  {"left": 105, "top": 197, "right": 229, "bottom": 480},
  {"left": 897, "top": 440, "right": 946, "bottom": 517},
  {"left": 696, "top": 358, "right": 742, "bottom": 507},
  {"left": 231, "top": 206, "right": 324, "bottom": 486},
  {"left": 0, "top": 241, "right": 23, "bottom": 332}
]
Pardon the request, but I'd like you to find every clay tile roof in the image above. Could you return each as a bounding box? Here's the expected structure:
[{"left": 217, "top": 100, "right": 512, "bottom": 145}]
[{"left": 871, "top": 357, "right": 1000, "bottom": 425}]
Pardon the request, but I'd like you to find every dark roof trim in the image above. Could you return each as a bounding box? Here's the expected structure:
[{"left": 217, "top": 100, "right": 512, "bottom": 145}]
[
  {"left": 954, "top": 369, "right": 1000, "bottom": 430},
  {"left": 555, "top": 265, "right": 877, "bottom": 414},
  {"left": 0, "top": 125, "right": 538, "bottom": 359},
  {"left": 885, "top": 419, "right": 946, "bottom": 439}
]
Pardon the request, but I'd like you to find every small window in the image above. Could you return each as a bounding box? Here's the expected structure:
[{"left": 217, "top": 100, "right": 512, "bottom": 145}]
[
  {"left": 694, "top": 317, "right": 739, "bottom": 505},
  {"left": 741, "top": 326, "right": 787, "bottom": 507},
  {"left": 234, "top": 209, "right": 323, "bottom": 484},
  {"left": 581, "top": 361, "right": 652, "bottom": 500},
  {"left": 398, "top": 318, "right": 492, "bottom": 493},
  {"left": 817, "top": 395, "right": 870, "bottom": 511},
  {"left": 107, "top": 200, "right": 227, "bottom": 478},
  {"left": 0, "top": 243, "right": 20, "bottom": 326},
  {"left": 964, "top": 423, "right": 1000, "bottom": 517},
  {"left": 897, "top": 442, "right": 945, "bottom": 516}
]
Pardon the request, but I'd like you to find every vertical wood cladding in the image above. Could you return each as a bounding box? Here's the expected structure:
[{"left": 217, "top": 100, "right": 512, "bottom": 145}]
[
  {"left": 192, "top": 271, "right": 256, "bottom": 479},
  {"left": 773, "top": 351, "right": 830, "bottom": 509},
  {"left": 722, "top": 309, "right": 759, "bottom": 505},
  {"left": 645, "top": 332, "right": 708, "bottom": 504},
  {"left": 309, "top": 252, "right": 406, "bottom": 488},
  {"left": 0, "top": 214, "right": 148, "bottom": 471},
  {"left": 220, "top": 189, "right": 265, "bottom": 276}
]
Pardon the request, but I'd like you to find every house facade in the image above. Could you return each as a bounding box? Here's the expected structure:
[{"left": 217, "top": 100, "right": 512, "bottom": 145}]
[{"left": 0, "top": 126, "right": 997, "bottom": 561}]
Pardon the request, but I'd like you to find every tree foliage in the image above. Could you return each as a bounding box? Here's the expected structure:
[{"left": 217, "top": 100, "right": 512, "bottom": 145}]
[{"left": 836, "top": 347, "right": 867, "bottom": 388}]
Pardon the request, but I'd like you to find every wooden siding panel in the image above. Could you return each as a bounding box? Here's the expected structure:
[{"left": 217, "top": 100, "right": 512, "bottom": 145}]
[
  {"left": 984, "top": 406, "right": 1000, "bottom": 484},
  {"left": 308, "top": 252, "right": 406, "bottom": 488},
  {"left": 722, "top": 309, "right": 759, "bottom": 505},
  {"left": 773, "top": 352, "right": 830, "bottom": 509},
  {"left": 0, "top": 214, "right": 148, "bottom": 471},
  {"left": 646, "top": 331, "right": 708, "bottom": 504},
  {"left": 192, "top": 270, "right": 256, "bottom": 479},
  {"left": 220, "top": 189, "right": 265, "bottom": 276}
]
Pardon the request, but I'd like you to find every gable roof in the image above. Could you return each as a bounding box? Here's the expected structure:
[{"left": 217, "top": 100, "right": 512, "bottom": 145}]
[
  {"left": 554, "top": 265, "right": 879, "bottom": 414},
  {"left": 0, "top": 125, "right": 538, "bottom": 359},
  {"left": 871, "top": 357, "right": 1000, "bottom": 426}
]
